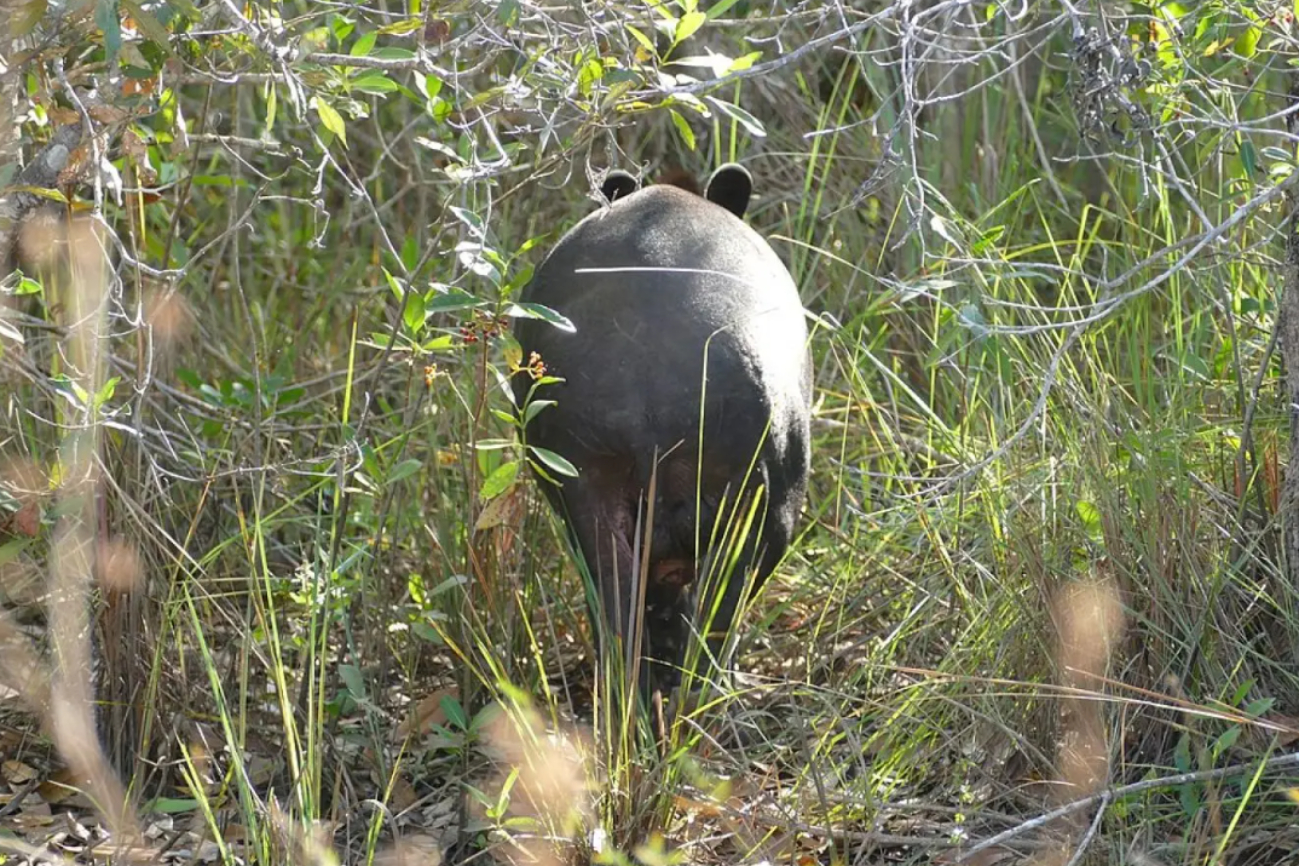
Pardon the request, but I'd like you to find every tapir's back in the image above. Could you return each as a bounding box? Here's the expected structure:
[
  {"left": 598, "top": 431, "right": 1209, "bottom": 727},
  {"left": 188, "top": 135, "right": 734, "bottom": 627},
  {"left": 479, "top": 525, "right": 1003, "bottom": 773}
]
[{"left": 514, "top": 184, "right": 811, "bottom": 454}]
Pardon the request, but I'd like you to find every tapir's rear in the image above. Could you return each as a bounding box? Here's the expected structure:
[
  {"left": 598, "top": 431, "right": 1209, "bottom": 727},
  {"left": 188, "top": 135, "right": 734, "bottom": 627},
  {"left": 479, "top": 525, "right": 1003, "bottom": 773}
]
[{"left": 511, "top": 166, "right": 812, "bottom": 689}]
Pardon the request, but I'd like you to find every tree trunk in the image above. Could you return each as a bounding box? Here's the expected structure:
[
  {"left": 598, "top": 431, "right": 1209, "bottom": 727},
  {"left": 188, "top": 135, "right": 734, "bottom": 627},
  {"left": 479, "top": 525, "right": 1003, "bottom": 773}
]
[
  {"left": 1281, "top": 73, "right": 1299, "bottom": 585},
  {"left": 0, "top": 124, "right": 83, "bottom": 276},
  {"left": 0, "top": 0, "right": 22, "bottom": 175},
  {"left": 0, "top": 3, "right": 86, "bottom": 277}
]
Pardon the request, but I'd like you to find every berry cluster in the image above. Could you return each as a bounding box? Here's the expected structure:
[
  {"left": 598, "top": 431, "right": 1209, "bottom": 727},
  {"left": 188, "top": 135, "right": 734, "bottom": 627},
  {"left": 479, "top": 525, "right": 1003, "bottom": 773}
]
[
  {"left": 524, "top": 351, "right": 547, "bottom": 380},
  {"left": 458, "top": 310, "right": 509, "bottom": 344}
]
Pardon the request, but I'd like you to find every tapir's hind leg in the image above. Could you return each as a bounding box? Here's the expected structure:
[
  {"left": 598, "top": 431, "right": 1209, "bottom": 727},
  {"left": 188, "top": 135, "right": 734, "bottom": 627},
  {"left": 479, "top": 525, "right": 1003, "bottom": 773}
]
[
  {"left": 642, "top": 555, "right": 693, "bottom": 690},
  {"left": 693, "top": 463, "right": 788, "bottom": 674},
  {"left": 555, "top": 466, "right": 640, "bottom": 662}
]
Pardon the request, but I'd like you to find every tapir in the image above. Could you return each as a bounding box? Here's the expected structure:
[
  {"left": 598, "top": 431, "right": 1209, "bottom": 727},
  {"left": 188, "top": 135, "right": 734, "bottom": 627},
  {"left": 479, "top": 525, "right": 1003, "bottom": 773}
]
[{"left": 511, "top": 164, "right": 812, "bottom": 691}]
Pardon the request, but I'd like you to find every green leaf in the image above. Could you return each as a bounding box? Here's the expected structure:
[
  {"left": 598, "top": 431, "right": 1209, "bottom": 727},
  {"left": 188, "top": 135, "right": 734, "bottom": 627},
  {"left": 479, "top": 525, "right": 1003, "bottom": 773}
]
[
  {"left": 69, "top": 379, "right": 90, "bottom": 406},
  {"left": 430, "top": 574, "right": 468, "bottom": 596},
  {"left": 669, "top": 109, "right": 696, "bottom": 151},
  {"left": 502, "top": 263, "right": 534, "bottom": 298},
  {"left": 577, "top": 56, "right": 604, "bottom": 96},
  {"left": 175, "top": 368, "right": 203, "bottom": 390},
  {"left": 424, "top": 284, "right": 483, "bottom": 313},
  {"left": 377, "top": 17, "right": 423, "bottom": 36},
  {"left": 1158, "top": 1, "right": 1189, "bottom": 20},
  {"left": 352, "top": 72, "right": 399, "bottom": 94},
  {"left": 727, "top": 50, "right": 762, "bottom": 72},
  {"left": 1239, "top": 139, "right": 1258, "bottom": 178},
  {"left": 164, "top": 0, "right": 197, "bottom": 17},
  {"left": 8, "top": 184, "right": 67, "bottom": 203},
  {"left": 957, "top": 303, "right": 986, "bottom": 334},
  {"left": 121, "top": 0, "right": 172, "bottom": 51},
  {"left": 402, "top": 290, "right": 425, "bottom": 334},
  {"left": 383, "top": 267, "right": 404, "bottom": 301},
  {"left": 370, "top": 46, "right": 415, "bottom": 60},
  {"left": 412, "top": 621, "right": 442, "bottom": 644},
  {"left": 505, "top": 302, "right": 575, "bottom": 332},
  {"left": 469, "top": 701, "right": 503, "bottom": 733},
  {"left": 1234, "top": 23, "right": 1261, "bottom": 58},
  {"left": 626, "top": 24, "right": 656, "bottom": 55},
  {"left": 674, "top": 10, "right": 706, "bottom": 43},
  {"left": 386, "top": 458, "right": 423, "bottom": 485},
  {"left": 339, "top": 663, "right": 367, "bottom": 699},
  {"left": 1173, "top": 732, "right": 1192, "bottom": 773},
  {"left": 96, "top": 0, "right": 122, "bottom": 64},
  {"left": 330, "top": 16, "right": 355, "bottom": 43},
  {"left": 13, "top": 0, "right": 48, "bottom": 37},
  {"left": 1177, "top": 349, "right": 1209, "bottom": 381},
  {"left": 705, "top": 0, "right": 744, "bottom": 19},
  {"left": 1244, "top": 696, "right": 1276, "bottom": 717},
  {"left": 466, "top": 784, "right": 495, "bottom": 811},
  {"left": 400, "top": 233, "right": 419, "bottom": 271},
  {"left": 703, "top": 96, "right": 766, "bottom": 137},
  {"left": 971, "top": 224, "right": 1005, "bottom": 255},
  {"left": 264, "top": 82, "right": 277, "bottom": 131},
  {"left": 314, "top": 97, "right": 347, "bottom": 146},
  {"left": 1262, "top": 145, "right": 1293, "bottom": 163},
  {"left": 422, "top": 334, "right": 455, "bottom": 351},
  {"left": 475, "top": 438, "right": 515, "bottom": 451},
  {"left": 529, "top": 446, "right": 579, "bottom": 478},
  {"left": 142, "top": 797, "right": 200, "bottom": 814},
  {"left": 94, "top": 376, "right": 120, "bottom": 409},
  {"left": 480, "top": 460, "right": 519, "bottom": 500},
  {"left": 350, "top": 30, "right": 377, "bottom": 56},
  {"left": 1212, "top": 726, "right": 1241, "bottom": 758},
  {"left": 16, "top": 275, "right": 42, "bottom": 296},
  {"left": 415, "top": 72, "right": 444, "bottom": 100},
  {"left": 1076, "top": 500, "right": 1102, "bottom": 537},
  {"left": 0, "top": 540, "right": 31, "bottom": 567},
  {"left": 929, "top": 214, "right": 963, "bottom": 248},
  {"left": 523, "top": 399, "right": 555, "bottom": 424},
  {"left": 441, "top": 693, "right": 468, "bottom": 729},
  {"left": 448, "top": 206, "right": 485, "bottom": 238}
]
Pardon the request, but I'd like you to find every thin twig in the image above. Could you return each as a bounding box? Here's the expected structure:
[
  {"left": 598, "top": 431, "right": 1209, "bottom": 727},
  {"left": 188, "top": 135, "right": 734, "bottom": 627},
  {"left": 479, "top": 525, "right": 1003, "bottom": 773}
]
[{"left": 956, "top": 752, "right": 1299, "bottom": 863}]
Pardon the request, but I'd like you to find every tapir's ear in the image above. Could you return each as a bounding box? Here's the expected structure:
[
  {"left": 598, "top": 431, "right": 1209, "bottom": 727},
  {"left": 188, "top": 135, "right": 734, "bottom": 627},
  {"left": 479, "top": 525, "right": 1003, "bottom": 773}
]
[
  {"left": 601, "top": 170, "right": 639, "bottom": 204},
  {"left": 705, "top": 163, "right": 753, "bottom": 218}
]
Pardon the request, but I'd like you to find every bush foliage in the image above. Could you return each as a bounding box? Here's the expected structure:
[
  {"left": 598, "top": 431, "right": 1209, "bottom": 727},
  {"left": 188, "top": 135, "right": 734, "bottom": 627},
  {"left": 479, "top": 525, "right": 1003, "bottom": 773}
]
[{"left": 3, "top": 0, "right": 1299, "bottom": 864}]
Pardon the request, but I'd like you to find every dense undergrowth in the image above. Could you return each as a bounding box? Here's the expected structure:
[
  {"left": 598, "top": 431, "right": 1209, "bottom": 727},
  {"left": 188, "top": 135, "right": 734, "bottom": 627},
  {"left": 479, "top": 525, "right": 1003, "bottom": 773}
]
[{"left": 3, "top": 1, "right": 1299, "bottom": 864}]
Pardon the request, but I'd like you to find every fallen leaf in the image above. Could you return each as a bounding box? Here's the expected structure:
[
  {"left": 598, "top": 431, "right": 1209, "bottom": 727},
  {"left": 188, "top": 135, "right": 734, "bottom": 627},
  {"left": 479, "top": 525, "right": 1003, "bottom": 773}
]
[
  {"left": 2, "top": 759, "right": 39, "bottom": 784},
  {"left": 1266, "top": 714, "right": 1299, "bottom": 747},
  {"left": 934, "top": 846, "right": 1017, "bottom": 865},
  {"left": 374, "top": 833, "right": 443, "bottom": 866},
  {"left": 474, "top": 484, "right": 522, "bottom": 533},
  {"left": 389, "top": 773, "right": 418, "bottom": 811},
  {"left": 12, "top": 502, "right": 40, "bottom": 537},
  {"left": 38, "top": 777, "right": 93, "bottom": 809},
  {"left": 394, "top": 688, "right": 457, "bottom": 740}
]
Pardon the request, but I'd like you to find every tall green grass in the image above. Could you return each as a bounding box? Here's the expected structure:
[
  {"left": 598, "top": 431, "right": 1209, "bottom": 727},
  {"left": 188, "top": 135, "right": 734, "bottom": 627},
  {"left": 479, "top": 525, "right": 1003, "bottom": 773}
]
[{"left": 4, "top": 6, "right": 1299, "bottom": 866}]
